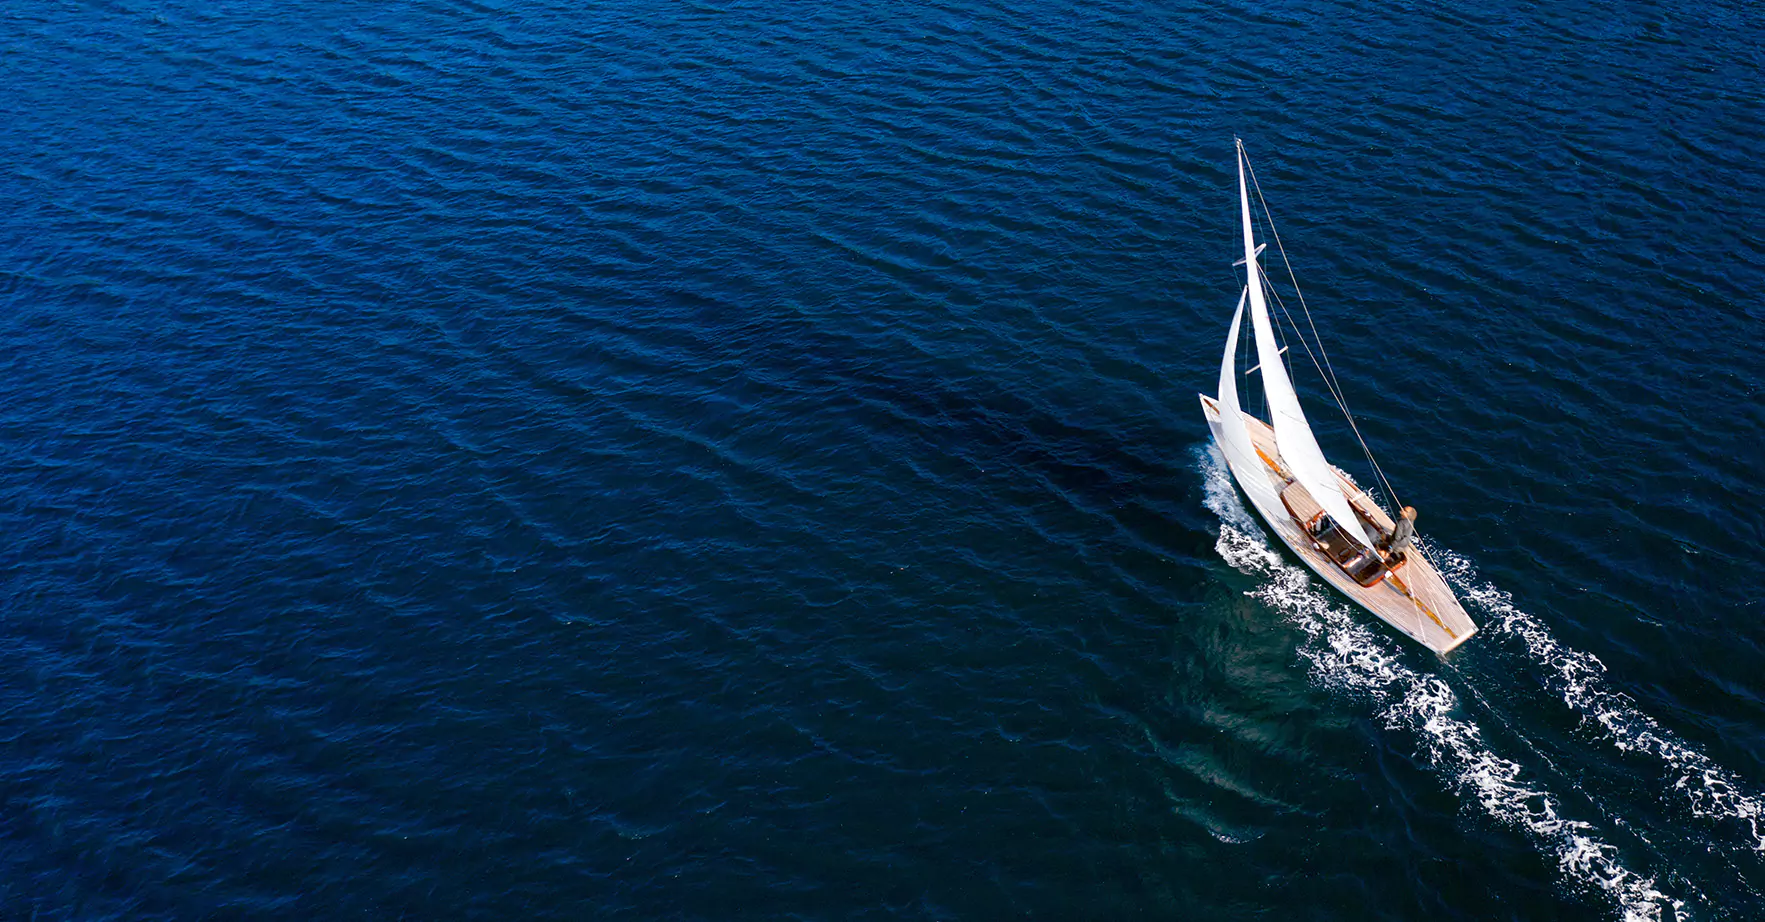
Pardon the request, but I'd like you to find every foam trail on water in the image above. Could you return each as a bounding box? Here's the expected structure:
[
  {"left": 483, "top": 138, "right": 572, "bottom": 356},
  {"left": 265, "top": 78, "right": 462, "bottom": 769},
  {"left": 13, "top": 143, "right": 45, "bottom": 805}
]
[
  {"left": 1199, "top": 446, "right": 1682, "bottom": 922},
  {"left": 1433, "top": 549, "right": 1765, "bottom": 853}
]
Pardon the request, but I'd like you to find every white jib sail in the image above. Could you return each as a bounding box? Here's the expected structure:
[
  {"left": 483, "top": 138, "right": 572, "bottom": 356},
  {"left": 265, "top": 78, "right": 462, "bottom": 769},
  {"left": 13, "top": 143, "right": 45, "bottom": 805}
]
[
  {"left": 1236, "top": 144, "right": 1375, "bottom": 548},
  {"left": 1214, "top": 290, "right": 1262, "bottom": 479}
]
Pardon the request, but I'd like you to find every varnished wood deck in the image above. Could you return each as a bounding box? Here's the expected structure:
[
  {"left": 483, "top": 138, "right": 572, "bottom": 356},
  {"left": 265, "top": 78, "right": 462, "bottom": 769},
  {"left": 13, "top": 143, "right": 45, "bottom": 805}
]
[{"left": 1200, "top": 395, "right": 1477, "bottom": 654}]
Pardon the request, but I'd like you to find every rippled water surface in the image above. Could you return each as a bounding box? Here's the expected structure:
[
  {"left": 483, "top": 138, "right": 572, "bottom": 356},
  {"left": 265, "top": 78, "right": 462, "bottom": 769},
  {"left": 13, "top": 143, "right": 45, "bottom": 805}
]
[{"left": 2, "top": 1, "right": 1763, "bottom": 919}]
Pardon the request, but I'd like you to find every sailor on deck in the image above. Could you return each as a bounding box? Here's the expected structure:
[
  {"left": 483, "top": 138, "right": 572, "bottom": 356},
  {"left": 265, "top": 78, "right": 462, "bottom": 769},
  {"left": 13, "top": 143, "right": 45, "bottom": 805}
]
[{"left": 1381, "top": 506, "right": 1417, "bottom": 560}]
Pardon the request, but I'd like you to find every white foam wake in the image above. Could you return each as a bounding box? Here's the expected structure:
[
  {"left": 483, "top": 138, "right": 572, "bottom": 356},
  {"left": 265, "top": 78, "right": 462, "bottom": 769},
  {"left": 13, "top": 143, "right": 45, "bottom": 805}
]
[
  {"left": 1200, "top": 447, "right": 1681, "bottom": 922},
  {"left": 1433, "top": 549, "right": 1765, "bottom": 853}
]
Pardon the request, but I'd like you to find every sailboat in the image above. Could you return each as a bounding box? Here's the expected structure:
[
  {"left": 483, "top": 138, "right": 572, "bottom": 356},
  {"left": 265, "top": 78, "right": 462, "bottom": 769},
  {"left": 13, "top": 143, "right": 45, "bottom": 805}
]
[{"left": 1200, "top": 141, "right": 1476, "bottom": 654}]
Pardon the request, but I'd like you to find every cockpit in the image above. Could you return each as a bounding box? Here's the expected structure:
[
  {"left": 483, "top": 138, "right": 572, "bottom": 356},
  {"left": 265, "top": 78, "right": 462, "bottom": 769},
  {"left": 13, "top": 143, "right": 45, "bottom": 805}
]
[{"left": 1306, "top": 513, "right": 1388, "bottom": 587}]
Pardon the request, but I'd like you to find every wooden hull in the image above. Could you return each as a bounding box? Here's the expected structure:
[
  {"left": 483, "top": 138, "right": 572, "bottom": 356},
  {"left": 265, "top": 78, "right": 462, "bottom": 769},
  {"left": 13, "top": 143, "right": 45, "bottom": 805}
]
[{"left": 1200, "top": 394, "right": 1477, "bottom": 654}]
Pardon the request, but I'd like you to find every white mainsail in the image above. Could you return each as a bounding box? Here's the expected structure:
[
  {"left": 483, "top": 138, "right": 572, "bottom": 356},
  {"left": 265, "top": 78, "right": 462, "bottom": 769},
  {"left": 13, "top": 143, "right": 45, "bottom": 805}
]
[{"left": 1235, "top": 143, "right": 1375, "bottom": 548}]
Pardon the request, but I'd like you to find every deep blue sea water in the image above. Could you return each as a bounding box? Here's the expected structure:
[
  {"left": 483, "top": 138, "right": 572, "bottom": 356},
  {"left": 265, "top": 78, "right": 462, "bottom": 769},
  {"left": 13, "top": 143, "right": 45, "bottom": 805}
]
[{"left": 2, "top": 0, "right": 1763, "bottom": 918}]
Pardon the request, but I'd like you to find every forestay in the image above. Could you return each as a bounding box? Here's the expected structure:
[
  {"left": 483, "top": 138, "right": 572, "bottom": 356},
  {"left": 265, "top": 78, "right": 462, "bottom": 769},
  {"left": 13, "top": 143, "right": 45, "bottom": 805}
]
[{"left": 1234, "top": 144, "right": 1375, "bottom": 549}]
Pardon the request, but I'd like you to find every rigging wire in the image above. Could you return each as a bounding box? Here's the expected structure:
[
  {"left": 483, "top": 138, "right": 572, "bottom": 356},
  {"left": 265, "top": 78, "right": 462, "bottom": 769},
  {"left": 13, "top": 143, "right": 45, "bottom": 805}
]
[
  {"left": 1250, "top": 206, "right": 1301, "bottom": 390},
  {"left": 1241, "top": 149, "right": 1404, "bottom": 514}
]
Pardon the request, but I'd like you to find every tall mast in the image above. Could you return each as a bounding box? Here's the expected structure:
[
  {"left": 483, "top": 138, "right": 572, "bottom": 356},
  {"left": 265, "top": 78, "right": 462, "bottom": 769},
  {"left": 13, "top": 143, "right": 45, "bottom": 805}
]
[{"left": 1236, "top": 140, "right": 1265, "bottom": 331}]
